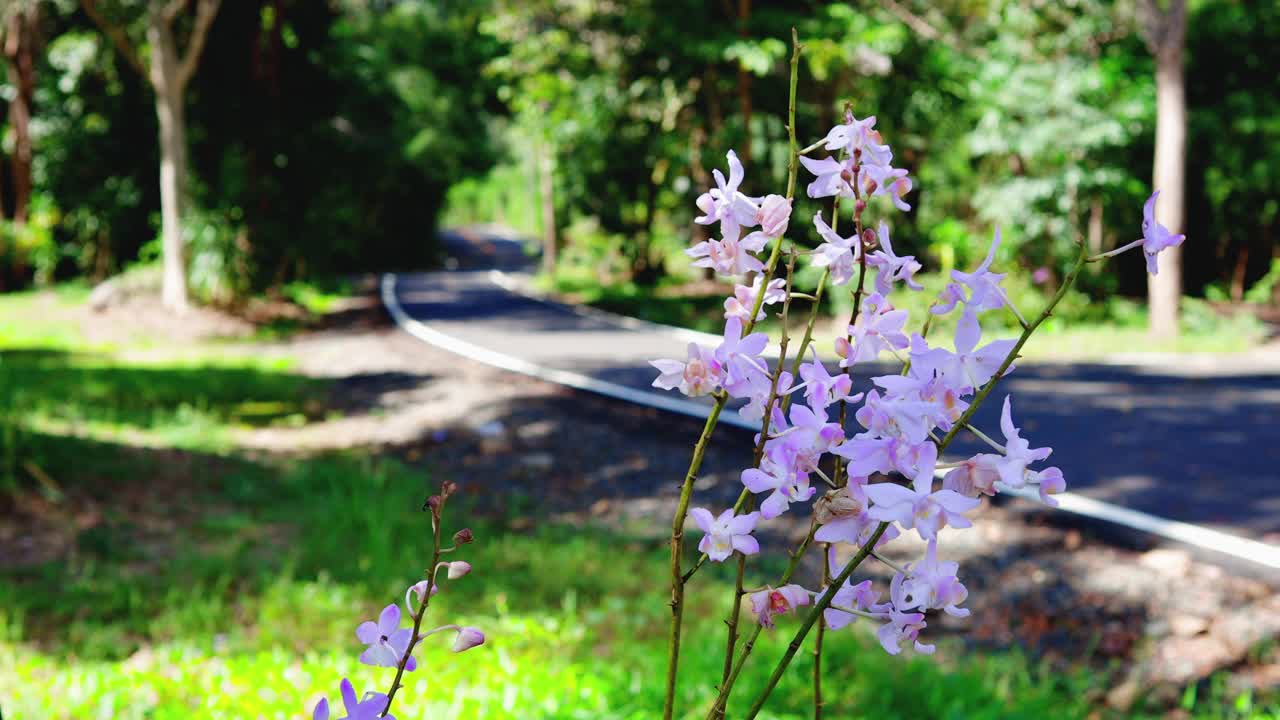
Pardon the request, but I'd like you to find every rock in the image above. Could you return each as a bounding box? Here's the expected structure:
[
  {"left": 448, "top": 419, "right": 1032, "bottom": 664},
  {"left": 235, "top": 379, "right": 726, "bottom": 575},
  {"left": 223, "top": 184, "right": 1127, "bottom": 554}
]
[
  {"left": 1142, "top": 596, "right": 1280, "bottom": 685},
  {"left": 1168, "top": 613, "right": 1209, "bottom": 637},
  {"left": 87, "top": 279, "right": 121, "bottom": 312},
  {"left": 1138, "top": 548, "right": 1191, "bottom": 577}
]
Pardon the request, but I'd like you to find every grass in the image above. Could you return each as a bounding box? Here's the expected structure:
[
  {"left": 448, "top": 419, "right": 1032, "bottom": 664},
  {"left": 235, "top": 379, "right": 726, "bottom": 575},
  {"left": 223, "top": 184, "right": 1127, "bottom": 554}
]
[{"left": 0, "top": 285, "right": 1274, "bottom": 719}]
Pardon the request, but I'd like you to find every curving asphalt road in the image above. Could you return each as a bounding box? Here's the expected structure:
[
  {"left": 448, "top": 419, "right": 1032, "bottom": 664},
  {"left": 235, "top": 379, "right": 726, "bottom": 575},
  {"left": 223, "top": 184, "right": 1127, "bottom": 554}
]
[{"left": 391, "top": 229, "right": 1280, "bottom": 548}]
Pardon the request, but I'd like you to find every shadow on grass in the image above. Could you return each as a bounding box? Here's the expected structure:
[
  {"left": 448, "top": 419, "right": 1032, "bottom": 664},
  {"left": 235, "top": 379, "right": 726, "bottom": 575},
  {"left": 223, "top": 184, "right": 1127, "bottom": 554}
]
[{"left": 0, "top": 348, "right": 329, "bottom": 430}]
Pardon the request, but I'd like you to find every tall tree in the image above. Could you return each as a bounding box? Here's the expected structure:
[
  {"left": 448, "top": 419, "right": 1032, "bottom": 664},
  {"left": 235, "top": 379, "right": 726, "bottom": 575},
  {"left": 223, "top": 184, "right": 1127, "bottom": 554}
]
[
  {"left": 2, "top": 0, "right": 39, "bottom": 225},
  {"left": 1139, "top": 0, "right": 1186, "bottom": 337},
  {"left": 80, "top": 0, "right": 221, "bottom": 312}
]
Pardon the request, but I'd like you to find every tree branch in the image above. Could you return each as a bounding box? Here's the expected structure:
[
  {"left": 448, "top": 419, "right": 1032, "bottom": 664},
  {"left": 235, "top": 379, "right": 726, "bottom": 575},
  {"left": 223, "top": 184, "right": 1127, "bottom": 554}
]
[
  {"left": 80, "top": 0, "right": 148, "bottom": 78},
  {"left": 176, "top": 0, "right": 220, "bottom": 89},
  {"left": 1136, "top": 0, "right": 1186, "bottom": 57},
  {"left": 160, "top": 0, "right": 190, "bottom": 24}
]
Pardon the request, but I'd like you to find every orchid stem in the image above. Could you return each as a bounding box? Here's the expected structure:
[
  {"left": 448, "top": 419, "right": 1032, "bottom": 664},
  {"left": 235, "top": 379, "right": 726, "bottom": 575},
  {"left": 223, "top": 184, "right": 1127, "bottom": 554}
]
[
  {"left": 381, "top": 491, "right": 446, "bottom": 717},
  {"left": 741, "top": 523, "right": 888, "bottom": 720},
  {"left": 870, "top": 550, "right": 906, "bottom": 574},
  {"left": 813, "top": 543, "right": 831, "bottom": 720},
  {"left": 664, "top": 30, "right": 804, "bottom": 720},
  {"left": 963, "top": 422, "right": 1005, "bottom": 453},
  {"left": 1087, "top": 238, "right": 1143, "bottom": 263},
  {"left": 705, "top": 523, "right": 818, "bottom": 719}
]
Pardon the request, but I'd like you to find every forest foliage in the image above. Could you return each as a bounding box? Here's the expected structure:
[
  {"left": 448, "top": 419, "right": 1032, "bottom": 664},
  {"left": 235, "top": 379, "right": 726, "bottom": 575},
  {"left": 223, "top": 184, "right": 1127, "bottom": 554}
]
[{"left": 0, "top": 0, "right": 1275, "bottom": 307}]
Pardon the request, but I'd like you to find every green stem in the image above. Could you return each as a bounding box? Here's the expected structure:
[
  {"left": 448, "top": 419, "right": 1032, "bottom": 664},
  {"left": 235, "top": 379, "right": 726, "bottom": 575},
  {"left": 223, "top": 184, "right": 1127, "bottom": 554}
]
[
  {"left": 663, "top": 30, "right": 805, "bottom": 720},
  {"left": 813, "top": 543, "right": 830, "bottom": 720},
  {"left": 743, "top": 523, "right": 888, "bottom": 720},
  {"left": 716, "top": 250, "right": 798, "bottom": 706},
  {"left": 706, "top": 523, "right": 818, "bottom": 719},
  {"left": 381, "top": 492, "right": 446, "bottom": 717},
  {"left": 664, "top": 395, "right": 726, "bottom": 720}
]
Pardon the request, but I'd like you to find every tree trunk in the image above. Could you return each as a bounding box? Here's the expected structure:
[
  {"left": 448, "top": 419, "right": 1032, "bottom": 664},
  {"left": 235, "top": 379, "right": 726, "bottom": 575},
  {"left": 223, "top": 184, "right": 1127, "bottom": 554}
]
[
  {"left": 149, "top": 16, "right": 189, "bottom": 312},
  {"left": 537, "top": 137, "right": 557, "bottom": 275},
  {"left": 734, "top": 0, "right": 752, "bottom": 166},
  {"left": 4, "top": 4, "right": 37, "bottom": 225},
  {"left": 1145, "top": 3, "right": 1187, "bottom": 338},
  {"left": 1230, "top": 236, "right": 1248, "bottom": 303},
  {"left": 1088, "top": 197, "right": 1104, "bottom": 255}
]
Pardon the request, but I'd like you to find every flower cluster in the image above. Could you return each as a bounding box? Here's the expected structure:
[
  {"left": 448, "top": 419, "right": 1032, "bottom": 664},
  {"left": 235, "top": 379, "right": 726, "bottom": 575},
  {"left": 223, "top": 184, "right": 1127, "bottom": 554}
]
[
  {"left": 654, "top": 111, "right": 1185, "bottom": 664},
  {"left": 309, "top": 482, "right": 484, "bottom": 719}
]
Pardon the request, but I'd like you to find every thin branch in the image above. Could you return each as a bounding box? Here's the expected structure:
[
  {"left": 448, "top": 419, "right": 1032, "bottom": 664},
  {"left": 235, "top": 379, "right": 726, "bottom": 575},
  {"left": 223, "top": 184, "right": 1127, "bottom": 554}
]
[
  {"left": 176, "top": 0, "right": 220, "bottom": 89},
  {"left": 80, "top": 0, "right": 148, "bottom": 78}
]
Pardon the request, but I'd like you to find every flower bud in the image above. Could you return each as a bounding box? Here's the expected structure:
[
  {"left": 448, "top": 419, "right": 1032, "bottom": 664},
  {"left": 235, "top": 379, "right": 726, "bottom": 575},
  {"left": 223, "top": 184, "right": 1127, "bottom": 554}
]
[
  {"left": 451, "top": 626, "right": 485, "bottom": 653},
  {"left": 446, "top": 561, "right": 472, "bottom": 579},
  {"left": 834, "top": 336, "right": 851, "bottom": 361},
  {"left": 813, "top": 487, "right": 864, "bottom": 524},
  {"left": 453, "top": 528, "right": 474, "bottom": 545},
  {"left": 854, "top": 199, "right": 867, "bottom": 216},
  {"left": 860, "top": 228, "right": 877, "bottom": 251},
  {"left": 757, "top": 194, "right": 792, "bottom": 237},
  {"left": 425, "top": 495, "right": 442, "bottom": 513},
  {"left": 405, "top": 579, "right": 439, "bottom": 613},
  {"left": 441, "top": 480, "right": 458, "bottom": 497}
]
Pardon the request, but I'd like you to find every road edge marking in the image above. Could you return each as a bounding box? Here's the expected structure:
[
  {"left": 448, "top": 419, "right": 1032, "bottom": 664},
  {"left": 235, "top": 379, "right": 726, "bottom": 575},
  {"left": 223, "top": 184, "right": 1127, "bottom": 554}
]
[{"left": 382, "top": 272, "right": 1280, "bottom": 572}]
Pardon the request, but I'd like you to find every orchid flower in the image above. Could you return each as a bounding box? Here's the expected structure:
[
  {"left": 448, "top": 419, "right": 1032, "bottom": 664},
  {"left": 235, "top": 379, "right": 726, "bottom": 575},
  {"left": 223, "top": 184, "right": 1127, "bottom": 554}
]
[
  {"left": 356, "top": 604, "right": 417, "bottom": 671},
  {"left": 1141, "top": 190, "right": 1186, "bottom": 275},
  {"left": 650, "top": 342, "right": 723, "bottom": 397},
  {"left": 838, "top": 292, "right": 910, "bottom": 367},
  {"left": 691, "top": 507, "right": 761, "bottom": 562},
  {"left": 694, "top": 149, "right": 761, "bottom": 241},
  {"left": 749, "top": 584, "right": 812, "bottom": 628},
  {"left": 866, "top": 222, "right": 923, "bottom": 294},
  {"left": 742, "top": 445, "right": 817, "bottom": 519},
  {"left": 811, "top": 211, "right": 862, "bottom": 286},
  {"left": 908, "top": 309, "right": 1016, "bottom": 394}
]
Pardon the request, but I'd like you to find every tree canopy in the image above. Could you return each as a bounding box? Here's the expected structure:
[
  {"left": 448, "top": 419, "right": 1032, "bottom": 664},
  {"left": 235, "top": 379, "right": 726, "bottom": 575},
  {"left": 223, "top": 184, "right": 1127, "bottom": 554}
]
[{"left": 0, "top": 0, "right": 1273, "bottom": 310}]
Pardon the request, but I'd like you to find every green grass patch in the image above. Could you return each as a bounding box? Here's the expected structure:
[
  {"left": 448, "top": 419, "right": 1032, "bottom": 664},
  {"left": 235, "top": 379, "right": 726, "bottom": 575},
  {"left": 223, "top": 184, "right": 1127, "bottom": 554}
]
[{"left": 0, "top": 284, "right": 91, "bottom": 350}]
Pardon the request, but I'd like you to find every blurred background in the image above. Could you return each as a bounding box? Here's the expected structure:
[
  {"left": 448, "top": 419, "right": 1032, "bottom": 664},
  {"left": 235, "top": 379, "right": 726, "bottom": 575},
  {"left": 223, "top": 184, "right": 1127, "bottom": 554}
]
[{"left": 0, "top": 0, "right": 1277, "bottom": 718}]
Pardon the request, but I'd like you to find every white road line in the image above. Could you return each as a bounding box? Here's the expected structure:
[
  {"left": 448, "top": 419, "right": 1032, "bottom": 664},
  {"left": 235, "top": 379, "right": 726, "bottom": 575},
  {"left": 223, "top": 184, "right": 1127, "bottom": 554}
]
[{"left": 382, "top": 272, "right": 1280, "bottom": 572}]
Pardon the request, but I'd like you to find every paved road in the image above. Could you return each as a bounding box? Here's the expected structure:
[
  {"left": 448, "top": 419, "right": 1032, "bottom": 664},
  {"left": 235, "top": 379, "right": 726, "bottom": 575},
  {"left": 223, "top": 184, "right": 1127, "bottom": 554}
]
[{"left": 392, "top": 229, "right": 1280, "bottom": 540}]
